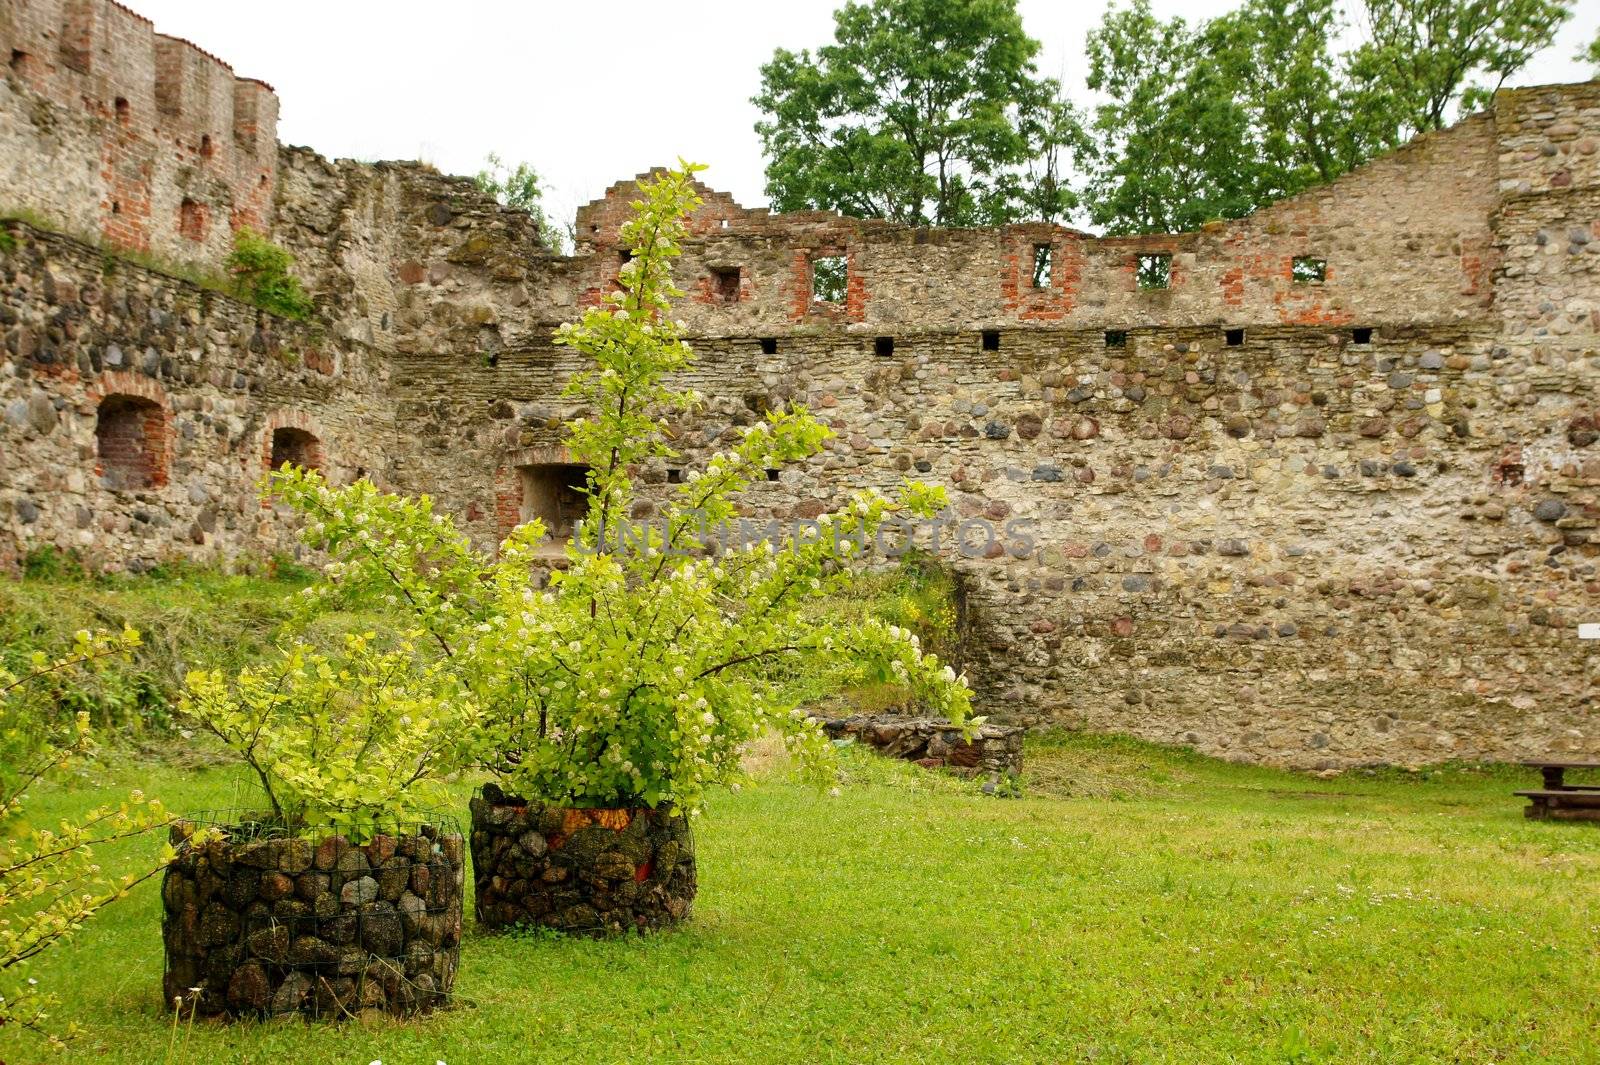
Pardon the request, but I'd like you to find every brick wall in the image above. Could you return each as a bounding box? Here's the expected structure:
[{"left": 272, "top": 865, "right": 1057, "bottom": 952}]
[{"left": 0, "top": 0, "right": 278, "bottom": 266}]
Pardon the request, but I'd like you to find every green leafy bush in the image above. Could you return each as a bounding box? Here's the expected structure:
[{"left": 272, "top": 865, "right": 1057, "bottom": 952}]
[
  {"left": 184, "top": 631, "right": 475, "bottom": 839},
  {"left": 1, "top": 629, "right": 176, "bottom": 1047},
  {"left": 225, "top": 228, "right": 313, "bottom": 320},
  {"left": 213, "top": 164, "right": 975, "bottom": 819}
]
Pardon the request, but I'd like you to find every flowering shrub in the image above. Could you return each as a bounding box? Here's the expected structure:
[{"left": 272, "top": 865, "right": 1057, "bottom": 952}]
[
  {"left": 1, "top": 629, "right": 174, "bottom": 1047},
  {"left": 254, "top": 163, "right": 975, "bottom": 813}
]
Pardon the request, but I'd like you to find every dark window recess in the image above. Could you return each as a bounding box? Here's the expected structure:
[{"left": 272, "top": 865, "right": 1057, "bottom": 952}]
[
  {"left": 484, "top": 353, "right": 499, "bottom": 368},
  {"left": 811, "top": 255, "right": 847, "bottom": 303},
  {"left": 519, "top": 463, "right": 590, "bottom": 543},
  {"left": 710, "top": 267, "right": 739, "bottom": 302},
  {"left": 114, "top": 97, "right": 130, "bottom": 124},
  {"left": 1031, "top": 244, "right": 1052, "bottom": 288},
  {"left": 759, "top": 337, "right": 778, "bottom": 355},
  {"left": 981, "top": 329, "right": 1000, "bottom": 352},
  {"left": 1105, "top": 330, "right": 1127, "bottom": 348},
  {"left": 618, "top": 249, "right": 634, "bottom": 265},
  {"left": 765, "top": 468, "right": 780, "bottom": 482},
  {"left": 178, "top": 199, "right": 206, "bottom": 242},
  {"left": 1225, "top": 328, "right": 1245, "bottom": 347},
  {"left": 8, "top": 50, "right": 26, "bottom": 71},
  {"left": 1351, "top": 327, "right": 1373, "bottom": 345},
  {"left": 1292, "top": 256, "right": 1327, "bottom": 284},
  {"left": 200, "top": 134, "right": 213, "bottom": 159},
  {"left": 96, "top": 395, "right": 163, "bottom": 490},
  {"left": 1137, "top": 254, "right": 1171, "bottom": 290},
  {"left": 270, "top": 427, "right": 322, "bottom": 472},
  {"left": 874, "top": 336, "right": 895, "bottom": 357},
  {"left": 666, "top": 468, "right": 683, "bottom": 484}
]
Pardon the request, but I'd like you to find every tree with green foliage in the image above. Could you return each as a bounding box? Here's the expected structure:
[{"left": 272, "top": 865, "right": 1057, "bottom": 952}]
[
  {"left": 1085, "top": 0, "right": 1573, "bottom": 234},
  {"left": 1575, "top": 24, "right": 1600, "bottom": 71},
  {"left": 217, "top": 164, "right": 974, "bottom": 819},
  {"left": 753, "top": 0, "right": 1082, "bottom": 226},
  {"left": 1350, "top": 0, "right": 1572, "bottom": 135},
  {"left": 474, "top": 153, "right": 566, "bottom": 251},
  {"left": 225, "top": 229, "right": 313, "bottom": 320}
]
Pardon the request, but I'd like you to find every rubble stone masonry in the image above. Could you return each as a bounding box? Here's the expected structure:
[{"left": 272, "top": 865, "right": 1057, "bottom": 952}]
[{"left": 0, "top": 0, "right": 1594, "bottom": 767}]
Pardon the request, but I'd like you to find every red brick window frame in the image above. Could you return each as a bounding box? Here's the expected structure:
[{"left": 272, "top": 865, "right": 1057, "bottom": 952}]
[{"left": 95, "top": 393, "right": 170, "bottom": 491}]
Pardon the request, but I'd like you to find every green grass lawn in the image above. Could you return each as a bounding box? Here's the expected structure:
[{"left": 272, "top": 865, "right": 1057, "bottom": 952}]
[{"left": 16, "top": 736, "right": 1600, "bottom": 1065}]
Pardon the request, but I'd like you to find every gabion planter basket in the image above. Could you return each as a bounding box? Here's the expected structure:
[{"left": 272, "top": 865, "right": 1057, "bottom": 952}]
[
  {"left": 469, "top": 783, "right": 695, "bottom": 936},
  {"left": 161, "top": 812, "right": 464, "bottom": 1020}
]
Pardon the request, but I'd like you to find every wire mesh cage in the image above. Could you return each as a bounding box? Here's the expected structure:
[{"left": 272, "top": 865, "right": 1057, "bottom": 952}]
[{"left": 161, "top": 808, "right": 464, "bottom": 1020}]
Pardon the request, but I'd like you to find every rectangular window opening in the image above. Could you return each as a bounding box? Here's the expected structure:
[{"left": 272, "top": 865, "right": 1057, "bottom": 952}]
[
  {"left": 874, "top": 336, "right": 894, "bottom": 357},
  {"left": 1105, "top": 330, "right": 1127, "bottom": 349},
  {"left": 811, "top": 255, "right": 847, "bottom": 304},
  {"left": 1351, "top": 327, "right": 1373, "bottom": 345},
  {"left": 1031, "top": 244, "right": 1052, "bottom": 288},
  {"left": 519, "top": 463, "right": 590, "bottom": 545},
  {"left": 1136, "top": 254, "right": 1171, "bottom": 290},
  {"left": 759, "top": 337, "right": 778, "bottom": 355},
  {"left": 666, "top": 468, "right": 683, "bottom": 484},
  {"left": 710, "top": 266, "right": 740, "bottom": 302},
  {"left": 1292, "top": 256, "right": 1327, "bottom": 284},
  {"left": 1225, "top": 328, "right": 1244, "bottom": 347},
  {"left": 765, "top": 468, "right": 780, "bottom": 482},
  {"left": 980, "top": 329, "right": 1000, "bottom": 352}
]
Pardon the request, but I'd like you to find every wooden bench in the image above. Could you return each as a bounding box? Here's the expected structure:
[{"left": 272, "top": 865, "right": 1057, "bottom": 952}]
[
  {"left": 1517, "top": 761, "right": 1600, "bottom": 821},
  {"left": 1514, "top": 790, "right": 1600, "bottom": 821}
]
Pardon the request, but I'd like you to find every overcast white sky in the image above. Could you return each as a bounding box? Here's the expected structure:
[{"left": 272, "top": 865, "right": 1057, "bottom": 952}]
[{"left": 132, "top": 0, "right": 1600, "bottom": 228}]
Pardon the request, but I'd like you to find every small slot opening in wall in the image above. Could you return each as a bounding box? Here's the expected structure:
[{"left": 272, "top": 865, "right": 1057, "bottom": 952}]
[
  {"left": 980, "top": 329, "right": 1000, "bottom": 352},
  {"left": 485, "top": 353, "right": 499, "bottom": 368},
  {"left": 1225, "top": 328, "right": 1244, "bottom": 347},
  {"left": 1351, "top": 327, "right": 1373, "bottom": 345},
  {"left": 9, "top": 50, "right": 26, "bottom": 71},
  {"left": 666, "top": 468, "right": 683, "bottom": 484},
  {"left": 114, "top": 97, "right": 130, "bottom": 124},
  {"left": 765, "top": 468, "right": 780, "bottom": 482},
  {"left": 759, "top": 337, "right": 778, "bottom": 355},
  {"left": 1105, "top": 330, "right": 1126, "bottom": 348},
  {"left": 200, "top": 134, "right": 214, "bottom": 159},
  {"left": 874, "top": 336, "right": 895, "bottom": 357}
]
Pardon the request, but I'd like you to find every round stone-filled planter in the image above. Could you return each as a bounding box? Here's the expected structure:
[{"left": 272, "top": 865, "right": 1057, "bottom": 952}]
[
  {"left": 160, "top": 815, "right": 464, "bottom": 1021},
  {"left": 469, "top": 783, "right": 696, "bottom": 935}
]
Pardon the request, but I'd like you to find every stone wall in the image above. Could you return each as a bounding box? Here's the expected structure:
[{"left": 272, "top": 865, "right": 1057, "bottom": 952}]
[
  {"left": 161, "top": 821, "right": 464, "bottom": 1019},
  {"left": 0, "top": 0, "right": 1594, "bottom": 769},
  {"left": 0, "top": 222, "right": 394, "bottom": 571}
]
